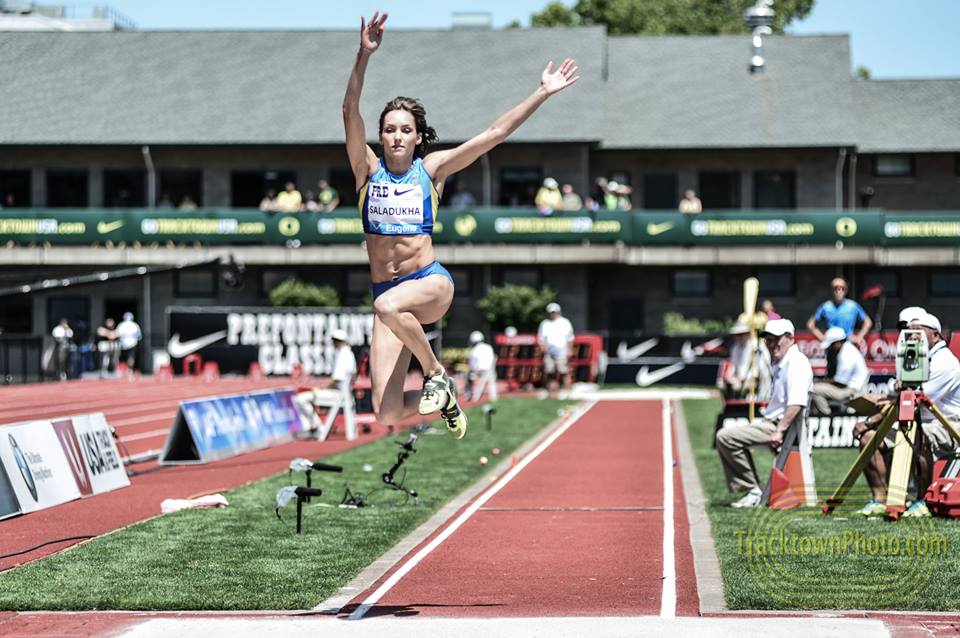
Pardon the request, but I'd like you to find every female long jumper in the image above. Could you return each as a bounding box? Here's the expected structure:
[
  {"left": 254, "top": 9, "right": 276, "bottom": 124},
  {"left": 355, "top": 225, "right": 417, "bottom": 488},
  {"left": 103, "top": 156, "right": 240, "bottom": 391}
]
[{"left": 343, "top": 12, "right": 579, "bottom": 439}]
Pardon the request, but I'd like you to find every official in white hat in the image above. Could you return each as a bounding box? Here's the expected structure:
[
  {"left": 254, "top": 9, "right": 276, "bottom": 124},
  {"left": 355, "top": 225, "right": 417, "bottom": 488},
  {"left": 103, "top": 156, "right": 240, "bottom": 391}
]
[
  {"left": 538, "top": 302, "right": 574, "bottom": 390},
  {"left": 716, "top": 316, "right": 813, "bottom": 508},
  {"left": 466, "top": 331, "right": 498, "bottom": 402}
]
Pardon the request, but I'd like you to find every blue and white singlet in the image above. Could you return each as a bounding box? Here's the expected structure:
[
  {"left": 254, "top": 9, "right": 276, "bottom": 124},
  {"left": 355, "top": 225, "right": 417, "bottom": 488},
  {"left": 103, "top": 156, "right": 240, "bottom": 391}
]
[{"left": 358, "top": 157, "right": 439, "bottom": 235}]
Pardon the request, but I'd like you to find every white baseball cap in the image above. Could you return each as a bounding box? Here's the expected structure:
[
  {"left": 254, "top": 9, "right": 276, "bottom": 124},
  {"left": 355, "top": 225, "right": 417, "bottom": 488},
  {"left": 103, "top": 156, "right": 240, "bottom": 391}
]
[
  {"left": 469, "top": 330, "right": 484, "bottom": 344},
  {"left": 899, "top": 306, "right": 926, "bottom": 325},
  {"left": 331, "top": 329, "right": 348, "bottom": 343},
  {"left": 762, "top": 318, "right": 795, "bottom": 337},
  {"left": 914, "top": 312, "right": 942, "bottom": 333},
  {"left": 543, "top": 177, "right": 559, "bottom": 189},
  {"left": 546, "top": 302, "right": 561, "bottom": 313},
  {"left": 821, "top": 326, "right": 847, "bottom": 348}
]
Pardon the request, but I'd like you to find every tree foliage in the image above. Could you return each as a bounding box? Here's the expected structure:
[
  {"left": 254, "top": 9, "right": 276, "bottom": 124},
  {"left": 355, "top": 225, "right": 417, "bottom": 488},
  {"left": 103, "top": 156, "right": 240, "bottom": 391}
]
[
  {"left": 269, "top": 278, "right": 341, "bottom": 308},
  {"left": 477, "top": 284, "right": 557, "bottom": 331},
  {"left": 531, "top": 0, "right": 815, "bottom": 35}
]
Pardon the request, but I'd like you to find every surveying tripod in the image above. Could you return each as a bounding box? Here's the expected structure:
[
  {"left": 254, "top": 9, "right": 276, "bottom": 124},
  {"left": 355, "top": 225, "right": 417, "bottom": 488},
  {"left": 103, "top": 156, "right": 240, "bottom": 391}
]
[{"left": 823, "top": 388, "right": 960, "bottom": 520}]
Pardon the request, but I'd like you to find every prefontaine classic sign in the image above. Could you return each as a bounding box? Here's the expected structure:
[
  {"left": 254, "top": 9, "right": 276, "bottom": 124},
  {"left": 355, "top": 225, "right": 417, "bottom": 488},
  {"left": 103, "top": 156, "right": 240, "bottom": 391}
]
[{"left": 166, "top": 306, "right": 373, "bottom": 376}]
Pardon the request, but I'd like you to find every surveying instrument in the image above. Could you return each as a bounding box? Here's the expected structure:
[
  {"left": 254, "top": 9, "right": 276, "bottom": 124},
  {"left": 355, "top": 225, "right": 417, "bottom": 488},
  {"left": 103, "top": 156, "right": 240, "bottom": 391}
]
[{"left": 823, "top": 330, "right": 960, "bottom": 520}]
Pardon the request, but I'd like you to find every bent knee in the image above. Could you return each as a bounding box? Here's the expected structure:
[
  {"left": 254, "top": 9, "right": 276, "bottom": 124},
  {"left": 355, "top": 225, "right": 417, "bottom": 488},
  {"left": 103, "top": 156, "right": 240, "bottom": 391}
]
[{"left": 373, "top": 295, "right": 399, "bottom": 321}]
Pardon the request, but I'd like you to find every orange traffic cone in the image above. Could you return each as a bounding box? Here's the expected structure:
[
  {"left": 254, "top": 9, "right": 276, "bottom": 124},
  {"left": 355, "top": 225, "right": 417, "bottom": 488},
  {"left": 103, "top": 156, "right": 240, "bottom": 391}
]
[{"left": 768, "top": 449, "right": 816, "bottom": 509}]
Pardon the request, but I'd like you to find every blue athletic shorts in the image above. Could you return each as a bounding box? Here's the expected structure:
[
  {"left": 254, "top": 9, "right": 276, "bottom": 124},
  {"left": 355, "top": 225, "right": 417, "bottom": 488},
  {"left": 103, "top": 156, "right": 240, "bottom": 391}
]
[{"left": 372, "top": 261, "right": 454, "bottom": 300}]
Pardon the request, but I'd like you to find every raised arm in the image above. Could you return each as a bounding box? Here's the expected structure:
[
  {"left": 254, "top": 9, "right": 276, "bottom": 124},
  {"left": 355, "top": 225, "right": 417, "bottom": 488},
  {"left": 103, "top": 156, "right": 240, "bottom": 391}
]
[
  {"left": 423, "top": 59, "right": 580, "bottom": 186},
  {"left": 343, "top": 12, "right": 388, "bottom": 189}
]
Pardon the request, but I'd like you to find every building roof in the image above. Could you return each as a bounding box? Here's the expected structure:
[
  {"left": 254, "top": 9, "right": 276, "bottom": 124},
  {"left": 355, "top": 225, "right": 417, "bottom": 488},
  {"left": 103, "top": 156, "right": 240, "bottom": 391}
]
[
  {"left": 855, "top": 79, "right": 960, "bottom": 152},
  {"left": 1, "top": 28, "right": 957, "bottom": 150}
]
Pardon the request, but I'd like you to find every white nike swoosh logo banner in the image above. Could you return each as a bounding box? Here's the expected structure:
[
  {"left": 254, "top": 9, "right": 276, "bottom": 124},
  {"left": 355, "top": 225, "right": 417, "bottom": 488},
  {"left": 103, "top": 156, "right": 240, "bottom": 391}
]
[
  {"left": 616, "top": 338, "right": 658, "bottom": 362},
  {"left": 635, "top": 362, "right": 687, "bottom": 387},
  {"left": 167, "top": 330, "right": 228, "bottom": 358}
]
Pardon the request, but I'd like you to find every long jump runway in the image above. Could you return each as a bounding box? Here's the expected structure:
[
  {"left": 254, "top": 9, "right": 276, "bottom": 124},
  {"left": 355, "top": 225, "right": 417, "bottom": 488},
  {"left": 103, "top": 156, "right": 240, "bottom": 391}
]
[{"left": 342, "top": 398, "right": 700, "bottom": 619}]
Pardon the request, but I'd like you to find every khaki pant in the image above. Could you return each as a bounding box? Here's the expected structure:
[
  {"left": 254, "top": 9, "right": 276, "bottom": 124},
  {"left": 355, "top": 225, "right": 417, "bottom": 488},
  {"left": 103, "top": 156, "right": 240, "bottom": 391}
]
[
  {"left": 811, "top": 381, "right": 856, "bottom": 416},
  {"left": 715, "top": 419, "right": 777, "bottom": 492}
]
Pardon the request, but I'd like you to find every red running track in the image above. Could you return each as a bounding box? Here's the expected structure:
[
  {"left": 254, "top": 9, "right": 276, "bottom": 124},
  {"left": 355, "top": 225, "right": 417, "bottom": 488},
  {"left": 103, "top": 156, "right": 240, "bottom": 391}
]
[{"left": 345, "top": 399, "right": 699, "bottom": 618}]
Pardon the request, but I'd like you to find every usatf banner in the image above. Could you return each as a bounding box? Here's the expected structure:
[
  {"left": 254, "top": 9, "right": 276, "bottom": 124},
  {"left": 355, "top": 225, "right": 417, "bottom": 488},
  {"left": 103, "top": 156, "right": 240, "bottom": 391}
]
[
  {"left": 166, "top": 306, "right": 374, "bottom": 376},
  {"left": 159, "top": 388, "right": 305, "bottom": 464}
]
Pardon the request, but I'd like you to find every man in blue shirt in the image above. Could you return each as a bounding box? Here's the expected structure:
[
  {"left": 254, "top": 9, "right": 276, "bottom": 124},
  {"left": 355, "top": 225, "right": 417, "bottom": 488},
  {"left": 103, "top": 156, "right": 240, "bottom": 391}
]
[{"left": 806, "top": 277, "right": 873, "bottom": 344}]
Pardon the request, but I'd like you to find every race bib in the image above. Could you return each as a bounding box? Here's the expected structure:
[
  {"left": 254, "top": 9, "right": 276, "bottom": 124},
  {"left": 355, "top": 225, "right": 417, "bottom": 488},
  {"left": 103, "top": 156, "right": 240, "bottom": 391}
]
[{"left": 366, "top": 182, "right": 424, "bottom": 233}]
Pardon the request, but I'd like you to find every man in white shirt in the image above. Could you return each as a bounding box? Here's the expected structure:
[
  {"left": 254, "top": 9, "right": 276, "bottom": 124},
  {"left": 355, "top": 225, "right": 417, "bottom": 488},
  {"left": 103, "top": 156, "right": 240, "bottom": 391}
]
[
  {"left": 116, "top": 312, "right": 142, "bottom": 371},
  {"left": 715, "top": 318, "right": 813, "bottom": 508},
  {"left": 295, "top": 329, "right": 358, "bottom": 439},
  {"left": 466, "top": 331, "right": 498, "bottom": 402},
  {"left": 853, "top": 311, "right": 960, "bottom": 517},
  {"left": 537, "top": 302, "right": 575, "bottom": 389},
  {"left": 811, "top": 326, "right": 870, "bottom": 415},
  {"left": 51, "top": 318, "right": 74, "bottom": 380}
]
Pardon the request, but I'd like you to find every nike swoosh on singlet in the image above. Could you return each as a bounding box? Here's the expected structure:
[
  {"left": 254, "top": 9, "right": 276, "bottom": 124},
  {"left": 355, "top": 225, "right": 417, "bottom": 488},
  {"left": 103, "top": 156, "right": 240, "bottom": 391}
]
[
  {"left": 394, "top": 187, "right": 415, "bottom": 196},
  {"left": 167, "top": 331, "right": 228, "bottom": 358}
]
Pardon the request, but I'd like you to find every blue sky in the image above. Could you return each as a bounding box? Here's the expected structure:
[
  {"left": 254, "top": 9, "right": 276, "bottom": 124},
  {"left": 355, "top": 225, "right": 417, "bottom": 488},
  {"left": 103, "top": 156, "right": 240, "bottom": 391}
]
[{"left": 102, "top": 1, "right": 959, "bottom": 78}]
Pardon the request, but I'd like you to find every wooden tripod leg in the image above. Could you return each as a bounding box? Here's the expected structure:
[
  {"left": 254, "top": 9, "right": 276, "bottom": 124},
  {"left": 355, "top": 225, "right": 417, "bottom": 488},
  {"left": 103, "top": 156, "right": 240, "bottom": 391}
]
[
  {"left": 886, "top": 419, "right": 918, "bottom": 519},
  {"left": 822, "top": 404, "right": 896, "bottom": 514}
]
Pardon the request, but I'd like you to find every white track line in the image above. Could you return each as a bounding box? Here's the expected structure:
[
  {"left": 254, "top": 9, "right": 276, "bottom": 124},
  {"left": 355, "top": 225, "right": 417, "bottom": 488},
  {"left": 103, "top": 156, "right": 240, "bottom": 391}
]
[
  {"left": 347, "top": 399, "right": 599, "bottom": 621},
  {"left": 660, "top": 398, "right": 676, "bottom": 619},
  {"left": 119, "top": 428, "right": 169, "bottom": 443}
]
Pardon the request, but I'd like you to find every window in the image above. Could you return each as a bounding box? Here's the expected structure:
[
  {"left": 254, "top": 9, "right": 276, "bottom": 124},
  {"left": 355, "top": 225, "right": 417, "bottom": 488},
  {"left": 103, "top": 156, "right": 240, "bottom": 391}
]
[
  {"left": 499, "top": 167, "right": 542, "bottom": 206},
  {"left": 873, "top": 155, "right": 914, "bottom": 177},
  {"left": 0, "top": 296, "right": 32, "bottom": 333},
  {"left": 230, "top": 170, "right": 296, "bottom": 207},
  {"left": 643, "top": 173, "right": 678, "bottom": 209},
  {"left": 328, "top": 168, "right": 357, "bottom": 207},
  {"left": 0, "top": 170, "right": 31, "bottom": 207},
  {"left": 672, "top": 270, "right": 711, "bottom": 297},
  {"left": 698, "top": 172, "right": 741, "bottom": 209},
  {"left": 756, "top": 269, "right": 795, "bottom": 297},
  {"left": 860, "top": 271, "right": 899, "bottom": 298},
  {"left": 447, "top": 267, "right": 472, "bottom": 296},
  {"left": 103, "top": 170, "right": 146, "bottom": 207},
  {"left": 955, "top": 154, "right": 960, "bottom": 177},
  {"left": 930, "top": 271, "right": 960, "bottom": 298},
  {"left": 175, "top": 268, "right": 217, "bottom": 297},
  {"left": 47, "top": 296, "right": 91, "bottom": 342},
  {"left": 260, "top": 269, "right": 298, "bottom": 298},
  {"left": 46, "top": 170, "right": 88, "bottom": 207},
  {"left": 753, "top": 171, "right": 796, "bottom": 209},
  {"left": 159, "top": 169, "right": 203, "bottom": 208},
  {"left": 346, "top": 269, "right": 371, "bottom": 303},
  {"left": 501, "top": 267, "right": 541, "bottom": 288}
]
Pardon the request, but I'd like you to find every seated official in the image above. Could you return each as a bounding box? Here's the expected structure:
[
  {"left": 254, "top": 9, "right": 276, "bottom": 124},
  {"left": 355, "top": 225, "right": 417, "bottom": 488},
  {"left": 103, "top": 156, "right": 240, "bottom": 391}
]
[
  {"left": 294, "top": 329, "right": 358, "bottom": 435},
  {"left": 811, "top": 326, "right": 869, "bottom": 415},
  {"left": 853, "top": 311, "right": 960, "bottom": 518},
  {"left": 716, "top": 318, "right": 813, "bottom": 508}
]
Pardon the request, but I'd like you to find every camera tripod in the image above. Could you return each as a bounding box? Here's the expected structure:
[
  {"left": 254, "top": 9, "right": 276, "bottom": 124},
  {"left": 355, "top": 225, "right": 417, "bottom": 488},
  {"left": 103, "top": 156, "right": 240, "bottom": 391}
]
[{"left": 823, "top": 388, "right": 960, "bottom": 520}]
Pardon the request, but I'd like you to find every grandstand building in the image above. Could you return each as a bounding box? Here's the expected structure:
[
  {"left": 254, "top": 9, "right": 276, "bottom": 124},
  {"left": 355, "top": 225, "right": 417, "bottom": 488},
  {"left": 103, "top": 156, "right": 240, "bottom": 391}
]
[{"left": 1, "top": 27, "right": 959, "bottom": 371}]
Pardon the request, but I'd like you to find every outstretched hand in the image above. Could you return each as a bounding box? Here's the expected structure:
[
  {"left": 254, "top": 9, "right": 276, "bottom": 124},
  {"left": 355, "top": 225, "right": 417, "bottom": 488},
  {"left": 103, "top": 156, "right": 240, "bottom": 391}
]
[
  {"left": 540, "top": 58, "right": 580, "bottom": 96},
  {"left": 360, "top": 12, "right": 388, "bottom": 54}
]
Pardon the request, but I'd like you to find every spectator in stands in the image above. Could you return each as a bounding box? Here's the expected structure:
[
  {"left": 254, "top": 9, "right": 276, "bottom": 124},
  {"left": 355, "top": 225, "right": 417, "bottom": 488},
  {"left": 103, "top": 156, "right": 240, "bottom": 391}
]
[
  {"left": 302, "top": 190, "right": 321, "bottom": 212},
  {"left": 317, "top": 179, "right": 340, "bottom": 212},
  {"left": 535, "top": 177, "right": 563, "bottom": 215},
  {"left": 807, "top": 277, "right": 873, "bottom": 344},
  {"left": 715, "top": 318, "right": 813, "bottom": 508},
  {"left": 537, "top": 302, "right": 575, "bottom": 390},
  {"left": 810, "top": 327, "right": 869, "bottom": 416},
  {"left": 116, "top": 312, "right": 142, "bottom": 372},
  {"left": 762, "top": 299, "right": 781, "bottom": 320},
  {"left": 259, "top": 189, "right": 278, "bottom": 213},
  {"left": 465, "top": 330, "right": 498, "bottom": 402},
  {"left": 605, "top": 181, "right": 633, "bottom": 210},
  {"left": 678, "top": 189, "right": 703, "bottom": 214},
  {"left": 177, "top": 195, "right": 198, "bottom": 211},
  {"left": 449, "top": 183, "right": 477, "bottom": 209},
  {"left": 157, "top": 192, "right": 174, "bottom": 208},
  {"left": 52, "top": 318, "right": 73, "bottom": 381},
  {"left": 275, "top": 181, "right": 303, "bottom": 213},
  {"left": 853, "top": 311, "right": 960, "bottom": 518},
  {"left": 590, "top": 177, "right": 608, "bottom": 208},
  {"left": 561, "top": 183, "right": 583, "bottom": 211},
  {"left": 96, "top": 317, "right": 119, "bottom": 378}
]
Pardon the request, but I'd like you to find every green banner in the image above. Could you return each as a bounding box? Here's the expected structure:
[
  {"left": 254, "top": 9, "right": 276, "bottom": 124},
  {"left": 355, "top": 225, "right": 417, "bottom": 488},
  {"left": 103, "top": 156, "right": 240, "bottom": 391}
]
[{"left": 0, "top": 208, "right": 957, "bottom": 246}]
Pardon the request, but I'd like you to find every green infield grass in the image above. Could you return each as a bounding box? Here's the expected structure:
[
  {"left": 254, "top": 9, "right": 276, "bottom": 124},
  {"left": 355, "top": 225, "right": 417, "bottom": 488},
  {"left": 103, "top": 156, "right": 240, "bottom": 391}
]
[
  {"left": 0, "top": 397, "right": 571, "bottom": 610},
  {"left": 683, "top": 397, "right": 960, "bottom": 611}
]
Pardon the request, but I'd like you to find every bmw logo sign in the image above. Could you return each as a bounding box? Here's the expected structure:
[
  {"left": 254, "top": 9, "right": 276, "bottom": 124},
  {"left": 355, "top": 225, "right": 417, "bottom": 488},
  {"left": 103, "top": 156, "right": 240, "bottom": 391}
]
[{"left": 9, "top": 434, "right": 38, "bottom": 502}]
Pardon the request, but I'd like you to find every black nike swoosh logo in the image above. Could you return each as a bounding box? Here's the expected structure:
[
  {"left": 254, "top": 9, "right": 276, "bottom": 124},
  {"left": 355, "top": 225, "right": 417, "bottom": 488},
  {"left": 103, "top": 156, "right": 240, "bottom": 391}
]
[{"left": 394, "top": 187, "right": 415, "bottom": 196}]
